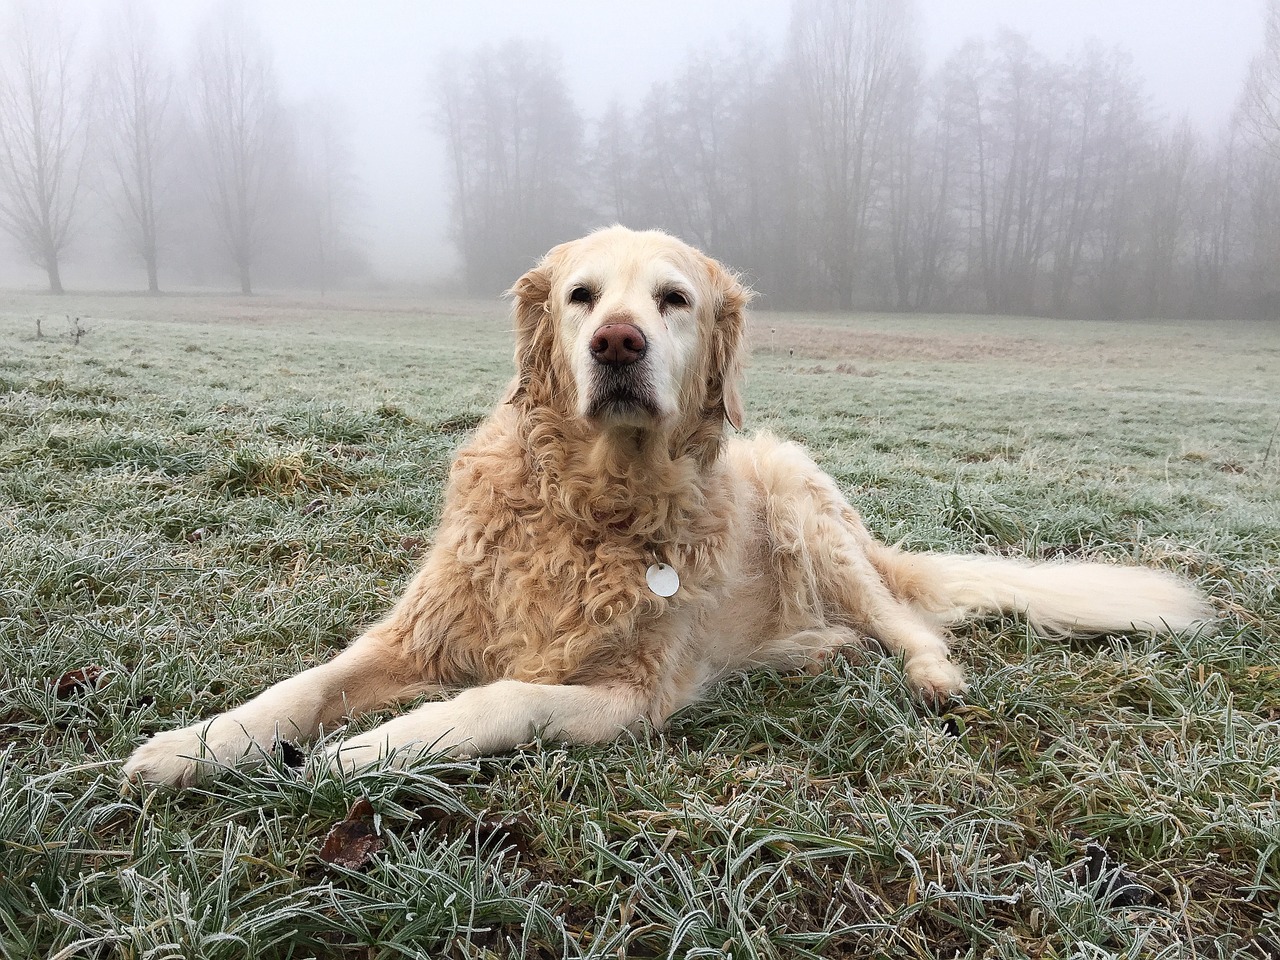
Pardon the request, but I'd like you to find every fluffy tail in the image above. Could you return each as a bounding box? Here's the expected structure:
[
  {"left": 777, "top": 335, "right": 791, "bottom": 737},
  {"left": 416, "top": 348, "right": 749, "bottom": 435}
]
[{"left": 874, "top": 549, "right": 1212, "bottom": 636}]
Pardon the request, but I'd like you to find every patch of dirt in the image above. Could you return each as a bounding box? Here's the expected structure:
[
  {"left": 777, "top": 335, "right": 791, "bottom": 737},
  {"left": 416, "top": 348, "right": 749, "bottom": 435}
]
[{"left": 753, "top": 320, "right": 1067, "bottom": 363}]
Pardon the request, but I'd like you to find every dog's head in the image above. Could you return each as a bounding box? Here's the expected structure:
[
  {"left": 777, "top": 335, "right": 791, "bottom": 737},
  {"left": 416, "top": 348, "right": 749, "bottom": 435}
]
[{"left": 508, "top": 226, "right": 749, "bottom": 454}]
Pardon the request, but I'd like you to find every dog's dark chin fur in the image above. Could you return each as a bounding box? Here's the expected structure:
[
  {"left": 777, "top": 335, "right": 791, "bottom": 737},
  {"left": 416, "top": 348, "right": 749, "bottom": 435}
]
[
  {"left": 584, "top": 366, "right": 661, "bottom": 428},
  {"left": 585, "top": 392, "right": 660, "bottom": 428}
]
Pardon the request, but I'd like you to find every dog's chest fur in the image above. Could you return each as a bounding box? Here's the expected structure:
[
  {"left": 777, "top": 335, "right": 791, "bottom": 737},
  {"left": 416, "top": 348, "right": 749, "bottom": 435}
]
[{"left": 420, "top": 413, "right": 741, "bottom": 688}]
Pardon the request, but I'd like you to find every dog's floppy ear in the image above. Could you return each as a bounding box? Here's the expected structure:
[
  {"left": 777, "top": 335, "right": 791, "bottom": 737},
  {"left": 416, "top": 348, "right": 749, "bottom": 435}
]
[
  {"left": 705, "top": 255, "right": 751, "bottom": 431},
  {"left": 505, "top": 254, "right": 560, "bottom": 409}
]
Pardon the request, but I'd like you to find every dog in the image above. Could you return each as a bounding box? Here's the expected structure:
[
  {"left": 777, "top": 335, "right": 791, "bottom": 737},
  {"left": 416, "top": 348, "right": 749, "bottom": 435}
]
[{"left": 123, "top": 226, "right": 1211, "bottom": 788}]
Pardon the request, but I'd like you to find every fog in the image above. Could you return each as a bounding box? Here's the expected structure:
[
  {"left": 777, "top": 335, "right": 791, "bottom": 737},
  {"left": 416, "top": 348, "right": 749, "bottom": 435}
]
[{"left": 0, "top": 0, "right": 1272, "bottom": 318}]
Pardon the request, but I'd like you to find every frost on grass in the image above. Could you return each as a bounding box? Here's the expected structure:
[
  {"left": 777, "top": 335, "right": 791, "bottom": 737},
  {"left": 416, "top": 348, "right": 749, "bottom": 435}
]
[{"left": 0, "top": 295, "right": 1277, "bottom": 958}]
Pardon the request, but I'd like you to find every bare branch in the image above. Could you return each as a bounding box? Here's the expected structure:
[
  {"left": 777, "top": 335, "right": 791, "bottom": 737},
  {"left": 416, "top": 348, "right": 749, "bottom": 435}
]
[{"left": 0, "top": 0, "right": 90, "bottom": 292}]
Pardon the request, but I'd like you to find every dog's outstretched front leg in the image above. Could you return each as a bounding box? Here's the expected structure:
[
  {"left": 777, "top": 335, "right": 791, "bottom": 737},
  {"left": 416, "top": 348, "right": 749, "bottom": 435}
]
[
  {"left": 327, "top": 680, "right": 652, "bottom": 775},
  {"left": 123, "top": 632, "right": 428, "bottom": 788}
]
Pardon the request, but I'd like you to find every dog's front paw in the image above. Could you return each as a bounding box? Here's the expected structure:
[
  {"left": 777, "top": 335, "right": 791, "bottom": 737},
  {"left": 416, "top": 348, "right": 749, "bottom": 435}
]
[
  {"left": 122, "top": 719, "right": 262, "bottom": 789},
  {"left": 122, "top": 725, "right": 221, "bottom": 789},
  {"left": 905, "top": 656, "right": 968, "bottom": 704}
]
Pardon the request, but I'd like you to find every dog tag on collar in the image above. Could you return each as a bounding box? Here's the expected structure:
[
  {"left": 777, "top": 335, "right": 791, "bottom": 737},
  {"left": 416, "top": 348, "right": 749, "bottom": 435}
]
[{"left": 646, "top": 563, "right": 680, "bottom": 597}]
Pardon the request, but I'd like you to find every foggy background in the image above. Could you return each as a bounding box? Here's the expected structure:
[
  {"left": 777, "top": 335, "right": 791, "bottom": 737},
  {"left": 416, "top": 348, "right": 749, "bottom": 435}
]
[{"left": 0, "top": 0, "right": 1275, "bottom": 318}]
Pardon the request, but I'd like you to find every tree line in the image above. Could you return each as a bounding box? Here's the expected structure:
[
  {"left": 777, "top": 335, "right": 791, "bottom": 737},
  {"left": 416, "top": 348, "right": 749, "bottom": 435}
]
[
  {"left": 0, "top": 0, "right": 364, "bottom": 295},
  {"left": 3, "top": 0, "right": 1279, "bottom": 319},
  {"left": 437, "top": 0, "right": 1280, "bottom": 320}
]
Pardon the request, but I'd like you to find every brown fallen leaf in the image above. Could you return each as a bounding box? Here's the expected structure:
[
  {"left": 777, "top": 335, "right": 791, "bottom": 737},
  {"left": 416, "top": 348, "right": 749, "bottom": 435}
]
[
  {"left": 398, "top": 535, "right": 428, "bottom": 555},
  {"left": 318, "top": 797, "right": 384, "bottom": 870},
  {"left": 53, "top": 665, "right": 106, "bottom": 699}
]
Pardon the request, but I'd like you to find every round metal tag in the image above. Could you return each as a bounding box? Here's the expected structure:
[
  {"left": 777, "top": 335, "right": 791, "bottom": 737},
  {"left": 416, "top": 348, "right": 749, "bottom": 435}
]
[{"left": 645, "top": 563, "right": 680, "bottom": 597}]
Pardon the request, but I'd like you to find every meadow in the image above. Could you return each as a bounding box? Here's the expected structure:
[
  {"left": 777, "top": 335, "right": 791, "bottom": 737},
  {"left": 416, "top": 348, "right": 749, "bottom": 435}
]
[{"left": 0, "top": 289, "right": 1277, "bottom": 959}]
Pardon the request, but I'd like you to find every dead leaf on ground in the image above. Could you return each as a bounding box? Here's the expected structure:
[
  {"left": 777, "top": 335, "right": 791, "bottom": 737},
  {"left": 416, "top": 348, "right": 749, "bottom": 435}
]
[
  {"left": 52, "top": 665, "right": 107, "bottom": 699},
  {"left": 398, "top": 535, "right": 429, "bottom": 555},
  {"left": 318, "top": 796, "right": 384, "bottom": 870}
]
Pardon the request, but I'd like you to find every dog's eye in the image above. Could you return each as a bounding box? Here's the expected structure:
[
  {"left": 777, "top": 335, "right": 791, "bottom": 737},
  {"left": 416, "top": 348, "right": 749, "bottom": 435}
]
[
  {"left": 661, "top": 290, "right": 689, "bottom": 310},
  {"left": 569, "top": 286, "right": 594, "bottom": 305}
]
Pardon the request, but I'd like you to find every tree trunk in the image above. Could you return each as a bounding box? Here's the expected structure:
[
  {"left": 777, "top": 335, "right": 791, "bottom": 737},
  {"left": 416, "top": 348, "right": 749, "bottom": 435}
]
[
  {"left": 146, "top": 254, "right": 160, "bottom": 294},
  {"left": 46, "top": 258, "right": 64, "bottom": 295},
  {"left": 239, "top": 263, "right": 253, "bottom": 295}
]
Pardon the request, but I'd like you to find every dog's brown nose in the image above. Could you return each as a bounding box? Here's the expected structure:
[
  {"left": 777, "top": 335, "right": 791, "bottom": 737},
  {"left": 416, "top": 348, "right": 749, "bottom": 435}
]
[{"left": 589, "top": 323, "right": 647, "bottom": 366}]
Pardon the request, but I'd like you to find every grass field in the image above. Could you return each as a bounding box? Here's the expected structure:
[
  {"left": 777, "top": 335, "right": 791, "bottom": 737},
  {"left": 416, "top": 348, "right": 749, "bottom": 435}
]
[{"left": 1, "top": 290, "right": 1278, "bottom": 959}]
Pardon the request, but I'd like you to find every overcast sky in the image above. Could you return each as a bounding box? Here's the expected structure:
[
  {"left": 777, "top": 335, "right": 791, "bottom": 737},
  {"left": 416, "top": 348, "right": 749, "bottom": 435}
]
[{"left": 93, "top": 0, "right": 1280, "bottom": 281}]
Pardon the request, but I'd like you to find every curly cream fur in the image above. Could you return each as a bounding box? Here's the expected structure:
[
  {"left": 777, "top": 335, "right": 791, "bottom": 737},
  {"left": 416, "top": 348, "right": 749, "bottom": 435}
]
[{"left": 123, "top": 226, "right": 1212, "bottom": 788}]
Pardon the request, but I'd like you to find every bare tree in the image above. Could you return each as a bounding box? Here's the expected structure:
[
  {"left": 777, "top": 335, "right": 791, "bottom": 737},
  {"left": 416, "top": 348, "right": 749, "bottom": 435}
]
[
  {"left": 0, "top": 1, "right": 90, "bottom": 293},
  {"left": 631, "top": 51, "right": 740, "bottom": 253},
  {"left": 1237, "top": 0, "right": 1280, "bottom": 320},
  {"left": 885, "top": 64, "right": 960, "bottom": 311},
  {"left": 1188, "top": 130, "right": 1237, "bottom": 319},
  {"left": 1046, "top": 45, "right": 1144, "bottom": 316},
  {"left": 290, "top": 97, "right": 361, "bottom": 294},
  {"left": 591, "top": 100, "right": 639, "bottom": 225},
  {"left": 1088, "top": 101, "right": 1149, "bottom": 317},
  {"left": 188, "top": 3, "right": 285, "bottom": 295},
  {"left": 1239, "top": 151, "right": 1280, "bottom": 318},
  {"left": 433, "top": 42, "right": 585, "bottom": 294},
  {"left": 1243, "top": 0, "right": 1280, "bottom": 162},
  {"left": 1139, "top": 122, "right": 1197, "bottom": 317},
  {"left": 588, "top": 39, "right": 811, "bottom": 305},
  {"left": 980, "top": 35, "right": 1063, "bottom": 314},
  {"left": 98, "top": 0, "right": 174, "bottom": 293},
  {"left": 788, "top": 0, "right": 919, "bottom": 309},
  {"left": 884, "top": 54, "right": 926, "bottom": 309}
]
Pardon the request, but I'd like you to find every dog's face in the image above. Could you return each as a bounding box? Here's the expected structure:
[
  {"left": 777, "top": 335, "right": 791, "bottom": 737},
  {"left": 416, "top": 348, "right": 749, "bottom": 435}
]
[{"left": 509, "top": 227, "right": 748, "bottom": 447}]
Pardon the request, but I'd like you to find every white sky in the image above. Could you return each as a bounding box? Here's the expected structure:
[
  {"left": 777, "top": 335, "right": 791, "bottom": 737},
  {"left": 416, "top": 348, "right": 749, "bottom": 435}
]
[{"left": 128, "top": 1, "right": 1270, "bottom": 280}]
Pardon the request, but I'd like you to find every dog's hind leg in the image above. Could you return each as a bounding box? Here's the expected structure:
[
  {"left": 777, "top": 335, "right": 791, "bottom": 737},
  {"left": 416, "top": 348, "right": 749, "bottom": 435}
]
[
  {"left": 781, "top": 499, "right": 967, "bottom": 701},
  {"left": 122, "top": 629, "right": 433, "bottom": 788},
  {"left": 821, "top": 540, "right": 968, "bottom": 700},
  {"left": 749, "top": 442, "right": 967, "bottom": 701}
]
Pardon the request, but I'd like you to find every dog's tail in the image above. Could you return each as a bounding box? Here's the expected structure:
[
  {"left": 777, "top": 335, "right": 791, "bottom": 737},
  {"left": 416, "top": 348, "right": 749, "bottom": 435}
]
[{"left": 871, "top": 547, "right": 1212, "bottom": 636}]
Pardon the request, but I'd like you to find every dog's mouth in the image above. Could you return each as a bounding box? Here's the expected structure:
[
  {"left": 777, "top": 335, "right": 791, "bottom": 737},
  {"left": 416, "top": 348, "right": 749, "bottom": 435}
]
[{"left": 584, "top": 367, "right": 660, "bottom": 423}]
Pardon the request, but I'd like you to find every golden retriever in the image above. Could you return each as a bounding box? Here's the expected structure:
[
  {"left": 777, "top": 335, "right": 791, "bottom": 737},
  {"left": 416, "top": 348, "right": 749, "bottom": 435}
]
[{"left": 123, "top": 226, "right": 1211, "bottom": 788}]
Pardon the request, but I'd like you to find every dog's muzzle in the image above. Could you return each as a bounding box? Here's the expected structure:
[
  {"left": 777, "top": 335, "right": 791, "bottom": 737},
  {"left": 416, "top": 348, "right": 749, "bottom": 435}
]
[{"left": 585, "top": 324, "right": 658, "bottom": 421}]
